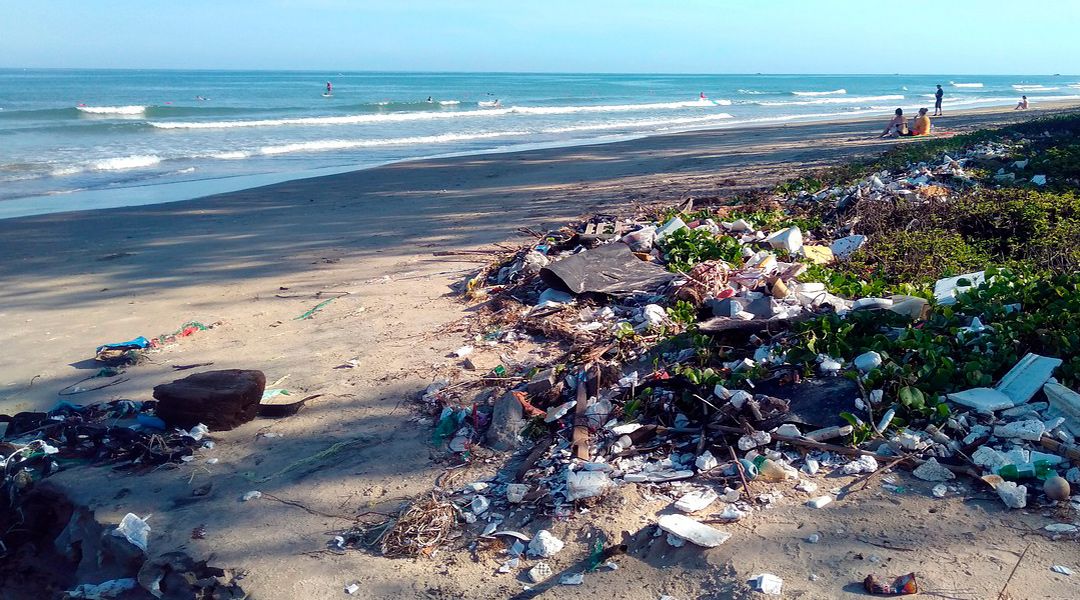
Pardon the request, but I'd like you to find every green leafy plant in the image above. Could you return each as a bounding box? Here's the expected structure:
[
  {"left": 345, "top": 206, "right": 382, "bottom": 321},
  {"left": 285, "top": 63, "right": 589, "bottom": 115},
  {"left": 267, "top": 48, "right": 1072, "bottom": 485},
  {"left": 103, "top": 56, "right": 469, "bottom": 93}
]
[{"left": 659, "top": 227, "right": 743, "bottom": 272}]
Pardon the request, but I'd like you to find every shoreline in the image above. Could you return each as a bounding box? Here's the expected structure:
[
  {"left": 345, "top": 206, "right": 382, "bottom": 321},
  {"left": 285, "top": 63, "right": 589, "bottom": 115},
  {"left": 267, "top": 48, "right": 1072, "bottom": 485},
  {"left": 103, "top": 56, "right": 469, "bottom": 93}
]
[{"left": 4, "top": 99, "right": 1078, "bottom": 220}]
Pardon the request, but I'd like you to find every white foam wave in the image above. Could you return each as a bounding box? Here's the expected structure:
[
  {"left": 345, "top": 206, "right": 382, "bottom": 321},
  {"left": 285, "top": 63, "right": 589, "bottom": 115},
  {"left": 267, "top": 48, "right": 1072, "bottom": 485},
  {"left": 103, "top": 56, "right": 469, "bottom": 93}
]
[
  {"left": 1013, "top": 84, "right": 1059, "bottom": 91},
  {"left": 49, "top": 154, "right": 162, "bottom": 177},
  {"left": 544, "top": 113, "right": 735, "bottom": 133},
  {"left": 737, "top": 89, "right": 767, "bottom": 95},
  {"left": 792, "top": 89, "right": 846, "bottom": 96},
  {"left": 256, "top": 131, "right": 528, "bottom": 156},
  {"left": 757, "top": 94, "right": 904, "bottom": 107},
  {"left": 950, "top": 82, "right": 984, "bottom": 88},
  {"left": 76, "top": 105, "right": 147, "bottom": 115},
  {"left": 92, "top": 155, "right": 162, "bottom": 171},
  {"left": 438, "top": 100, "right": 460, "bottom": 105},
  {"left": 150, "top": 99, "right": 733, "bottom": 129}
]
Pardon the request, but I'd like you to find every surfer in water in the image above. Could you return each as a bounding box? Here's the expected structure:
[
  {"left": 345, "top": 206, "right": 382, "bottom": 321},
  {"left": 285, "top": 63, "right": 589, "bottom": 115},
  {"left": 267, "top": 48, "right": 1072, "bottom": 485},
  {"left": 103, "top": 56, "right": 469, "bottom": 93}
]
[
  {"left": 326, "top": 81, "right": 333, "bottom": 95},
  {"left": 699, "top": 91, "right": 707, "bottom": 100},
  {"left": 426, "top": 96, "right": 433, "bottom": 103}
]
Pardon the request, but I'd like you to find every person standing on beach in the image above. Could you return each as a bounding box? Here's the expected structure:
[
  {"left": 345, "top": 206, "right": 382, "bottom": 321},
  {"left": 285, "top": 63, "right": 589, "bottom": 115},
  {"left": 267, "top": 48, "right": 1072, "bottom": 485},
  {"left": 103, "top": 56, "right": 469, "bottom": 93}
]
[{"left": 934, "top": 84, "right": 944, "bottom": 116}]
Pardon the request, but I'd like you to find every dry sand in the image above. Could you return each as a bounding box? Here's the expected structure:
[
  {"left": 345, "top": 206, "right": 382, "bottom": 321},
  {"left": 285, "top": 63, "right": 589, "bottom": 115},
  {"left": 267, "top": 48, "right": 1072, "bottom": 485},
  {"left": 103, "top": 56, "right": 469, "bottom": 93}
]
[{"left": 3, "top": 103, "right": 1080, "bottom": 599}]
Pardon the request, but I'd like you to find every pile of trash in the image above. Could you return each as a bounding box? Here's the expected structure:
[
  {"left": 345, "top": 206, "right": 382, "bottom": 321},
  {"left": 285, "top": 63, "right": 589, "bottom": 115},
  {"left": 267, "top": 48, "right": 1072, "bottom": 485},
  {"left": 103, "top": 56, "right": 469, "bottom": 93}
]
[{"left": 389, "top": 130, "right": 1080, "bottom": 592}]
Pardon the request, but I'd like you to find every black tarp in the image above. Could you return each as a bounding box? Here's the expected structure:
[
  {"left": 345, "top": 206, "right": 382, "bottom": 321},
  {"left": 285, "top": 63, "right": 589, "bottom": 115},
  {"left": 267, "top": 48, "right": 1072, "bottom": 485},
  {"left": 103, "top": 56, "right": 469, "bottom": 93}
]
[{"left": 539, "top": 242, "right": 675, "bottom": 296}]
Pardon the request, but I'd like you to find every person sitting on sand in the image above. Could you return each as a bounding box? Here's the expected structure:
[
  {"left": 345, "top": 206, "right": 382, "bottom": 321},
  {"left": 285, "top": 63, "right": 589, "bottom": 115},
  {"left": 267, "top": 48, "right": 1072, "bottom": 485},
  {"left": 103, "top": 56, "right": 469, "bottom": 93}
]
[
  {"left": 880, "top": 108, "right": 908, "bottom": 137},
  {"left": 1015, "top": 95, "right": 1029, "bottom": 110},
  {"left": 910, "top": 108, "right": 932, "bottom": 136}
]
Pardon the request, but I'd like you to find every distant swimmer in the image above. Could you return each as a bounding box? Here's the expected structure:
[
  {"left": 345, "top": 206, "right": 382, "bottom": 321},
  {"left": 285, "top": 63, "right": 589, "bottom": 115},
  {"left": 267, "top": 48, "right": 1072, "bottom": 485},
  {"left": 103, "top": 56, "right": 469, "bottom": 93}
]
[
  {"left": 326, "top": 81, "right": 333, "bottom": 95},
  {"left": 426, "top": 96, "right": 433, "bottom": 103},
  {"left": 699, "top": 91, "right": 707, "bottom": 100},
  {"left": 934, "top": 85, "right": 944, "bottom": 116},
  {"left": 1015, "top": 95, "right": 1029, "bottom": 110},
  {"left": 196, "top": 95, "right": 207, "bottom": 101}
]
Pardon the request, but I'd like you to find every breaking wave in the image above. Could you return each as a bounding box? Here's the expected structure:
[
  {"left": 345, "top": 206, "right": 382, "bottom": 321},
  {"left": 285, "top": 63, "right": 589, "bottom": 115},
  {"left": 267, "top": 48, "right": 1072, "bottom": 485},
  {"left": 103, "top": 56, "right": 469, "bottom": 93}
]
[
  {"left": 75, "top": 105, "right": 147, "bottom": 115},
  {"left": 756, "top": 94, "right": 904, "bottom": 107},
  {"left": 791, "top": 89, "right": 846, "bottom": 96}
]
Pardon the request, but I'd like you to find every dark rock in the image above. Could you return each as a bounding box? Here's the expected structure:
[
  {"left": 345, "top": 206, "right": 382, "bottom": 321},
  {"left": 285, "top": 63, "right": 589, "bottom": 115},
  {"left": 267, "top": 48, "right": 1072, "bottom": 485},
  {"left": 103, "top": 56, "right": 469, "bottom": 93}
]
[
  {"left": 486, "top": 391, "right": 524, "bottom": 452},
  {"left": 153, "top": 370, "right": 265, "bottom": 431}
]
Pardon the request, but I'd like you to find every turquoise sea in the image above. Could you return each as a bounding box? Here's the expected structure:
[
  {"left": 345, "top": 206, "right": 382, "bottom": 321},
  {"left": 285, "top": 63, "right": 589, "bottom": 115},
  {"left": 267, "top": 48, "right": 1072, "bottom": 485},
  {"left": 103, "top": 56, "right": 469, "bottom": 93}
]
[{"left": 1, "top": 70, "right": 1077, "bottom": 217}]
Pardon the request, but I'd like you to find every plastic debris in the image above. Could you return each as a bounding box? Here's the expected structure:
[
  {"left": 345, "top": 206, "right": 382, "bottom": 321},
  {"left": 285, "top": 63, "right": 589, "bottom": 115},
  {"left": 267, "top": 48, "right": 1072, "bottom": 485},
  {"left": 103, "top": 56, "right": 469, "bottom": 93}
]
[
  {"left": 656, "top": 514, "right": 731, "bottom": 547},
  {"left": 66, "top": 578, "right": 138, "bottom": 599},
  {"left": 566, "top": 470, "right": 612, "bottom": 501},
  {"left": 242, "top": 490, "right": 262, "bottom": 501},
  {"left": 1051, "top": 565, "right": 1074, "bottom": 576},
  {"left": 111, "top": 513, "right": 150, "bottom": 552},
  {"left": 863, "top": 572, "right": 919, "bottom": 595}
]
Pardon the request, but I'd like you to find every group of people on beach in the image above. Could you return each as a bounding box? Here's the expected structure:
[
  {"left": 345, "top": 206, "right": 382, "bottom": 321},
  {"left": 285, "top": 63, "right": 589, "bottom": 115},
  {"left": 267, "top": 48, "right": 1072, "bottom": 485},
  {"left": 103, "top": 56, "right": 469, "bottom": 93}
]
[{"left": 880, "top": 84, "right": 1032, "bottom": 138}]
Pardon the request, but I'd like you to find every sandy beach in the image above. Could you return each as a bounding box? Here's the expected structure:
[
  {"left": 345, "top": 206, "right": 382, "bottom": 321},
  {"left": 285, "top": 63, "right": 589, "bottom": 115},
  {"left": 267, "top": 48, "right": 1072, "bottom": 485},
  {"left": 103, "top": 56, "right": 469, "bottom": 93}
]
[{"left": 3, "top": 102, "right": 1080, "bottom": 599}]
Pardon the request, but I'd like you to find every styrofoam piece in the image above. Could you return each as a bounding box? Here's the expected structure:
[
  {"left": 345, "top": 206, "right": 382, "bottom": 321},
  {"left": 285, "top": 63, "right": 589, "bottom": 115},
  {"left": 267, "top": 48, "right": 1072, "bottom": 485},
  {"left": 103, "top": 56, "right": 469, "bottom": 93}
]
[
  {"left": 765, "top": 226, "right": 803, "bottom": 253},
  {"left": 946, "top": 387, "right": 1013, "bottom": 413},
  {"left": 830, "top": 235, "right": 866, "bottom": 260},
  {"left": 656, "top": 514, "right": 731, "bottom": 547},
  {"left": 912, "top": 458, "right": 956, "bottom": 482},
  {"left": 994, "top": 353, "right": 1063, "bottom": 406},
  {"left": 933, "top": 271, "right": 985, "bottom": 305},
  {"left": 528, "top": 530, "right": 564, "bottom": 557},
  {"left": 993, "top": 419, "right": 1046, "bottom": 441},
  {"left": 674, "top": 490, "right": 719, "bottom": 513}
]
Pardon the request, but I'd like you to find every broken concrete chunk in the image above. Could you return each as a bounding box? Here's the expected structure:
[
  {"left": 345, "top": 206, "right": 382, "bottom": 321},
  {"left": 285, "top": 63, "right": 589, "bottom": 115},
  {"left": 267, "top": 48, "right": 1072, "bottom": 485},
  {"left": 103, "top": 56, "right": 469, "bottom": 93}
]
[
  {"left": 946, "top": 387, "right": 1014, "bottom": 413},
  {"left": 751, "top": 573, "right": 784, "bottom": 595},
  {"left": 656, "top": 514, "right": 731, "bottom": 547},
  {"left": 912, "top": 458, "right": 956, "bottom": 482},
  {"left": 806, "top": 496, "right": 833, "bottom": 509},
  {"left": 995, "top": 353, "right": 1063, "bottom": 406}
]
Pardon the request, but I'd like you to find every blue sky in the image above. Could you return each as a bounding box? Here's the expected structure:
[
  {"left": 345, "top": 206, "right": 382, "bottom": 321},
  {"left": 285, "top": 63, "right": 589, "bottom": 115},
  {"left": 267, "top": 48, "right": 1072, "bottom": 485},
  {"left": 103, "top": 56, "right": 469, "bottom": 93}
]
[{"left": 2, "top": 0, "right": 1077, "bottom": 73}]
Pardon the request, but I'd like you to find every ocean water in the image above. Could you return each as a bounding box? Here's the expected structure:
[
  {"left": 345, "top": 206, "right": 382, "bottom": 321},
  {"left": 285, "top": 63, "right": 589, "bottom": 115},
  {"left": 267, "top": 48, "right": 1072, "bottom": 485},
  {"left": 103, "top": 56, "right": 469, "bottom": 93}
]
[{"left": 1, "top": 70, "right": 1078, "bottom": 217}]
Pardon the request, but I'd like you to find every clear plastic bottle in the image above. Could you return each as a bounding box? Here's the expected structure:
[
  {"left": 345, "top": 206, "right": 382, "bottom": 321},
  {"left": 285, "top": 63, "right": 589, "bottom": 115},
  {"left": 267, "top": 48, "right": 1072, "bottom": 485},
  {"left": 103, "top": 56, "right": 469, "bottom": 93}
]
[{"left": 753, "top": 456, "right": 790, "bottom": 482}]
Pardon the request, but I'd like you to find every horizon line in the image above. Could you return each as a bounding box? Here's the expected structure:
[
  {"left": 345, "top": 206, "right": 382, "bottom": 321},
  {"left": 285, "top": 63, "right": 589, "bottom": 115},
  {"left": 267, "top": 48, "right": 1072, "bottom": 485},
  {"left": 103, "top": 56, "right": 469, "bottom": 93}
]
[{"left": 0, "top": 67, "right": 1075, "bottom": 77}]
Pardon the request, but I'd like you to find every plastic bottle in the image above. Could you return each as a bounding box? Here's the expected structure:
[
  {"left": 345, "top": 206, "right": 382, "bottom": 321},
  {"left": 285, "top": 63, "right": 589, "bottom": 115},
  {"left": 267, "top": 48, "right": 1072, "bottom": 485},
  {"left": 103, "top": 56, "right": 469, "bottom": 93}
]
[
  {"left": 996, "top": 459, "right": 1053, "bottom": 481},
  {"left": 753, "top": 456, "right": 789, "bottom": 482}
]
